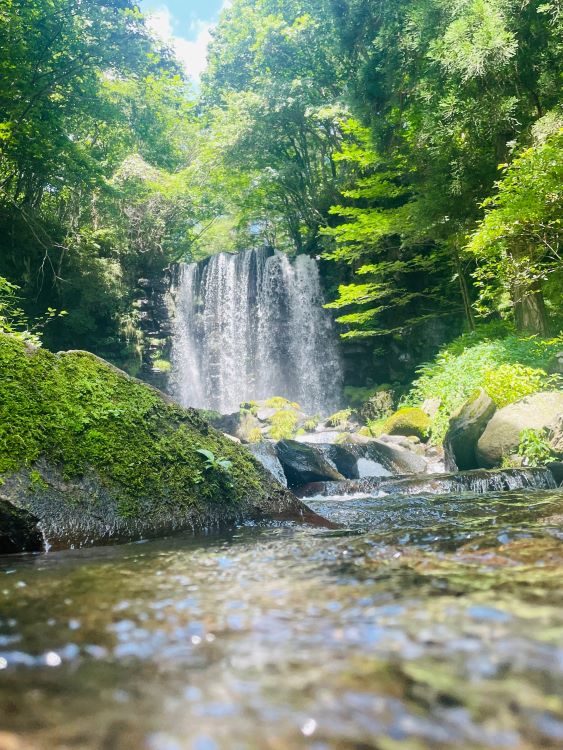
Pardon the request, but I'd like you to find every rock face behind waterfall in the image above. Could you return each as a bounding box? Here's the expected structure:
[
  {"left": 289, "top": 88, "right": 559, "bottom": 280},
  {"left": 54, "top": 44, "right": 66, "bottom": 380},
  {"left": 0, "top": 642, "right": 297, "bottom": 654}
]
[
  {"left": 170, "top": 247, "right": 343, "bottom": 415},
  {"left": 0, "top": 334, "right": 312, "bottom": 553}
]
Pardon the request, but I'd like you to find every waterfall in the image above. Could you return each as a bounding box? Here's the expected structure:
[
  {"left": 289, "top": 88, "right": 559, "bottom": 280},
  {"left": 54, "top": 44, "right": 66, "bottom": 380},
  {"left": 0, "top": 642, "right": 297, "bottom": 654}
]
[{"left": 170, "top": 247, "right": 343, "bottom": 415}]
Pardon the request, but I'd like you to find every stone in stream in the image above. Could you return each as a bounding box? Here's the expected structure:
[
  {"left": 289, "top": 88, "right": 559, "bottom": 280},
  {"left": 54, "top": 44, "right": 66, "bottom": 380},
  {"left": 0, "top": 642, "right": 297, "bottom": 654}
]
[
  {"left": 0, "top": 334, "right": 316, "bottom": 553},
  {"left": 477, "top": 391, "right": 563, "bottom": 468},
  {"left": 247, "top": 442, "right": 288, "bottom": 487},
  {"left": 275, "top": 440, "right": 345, "bottom": 487},
  {"left": 443, "top": 388, "right": 496, "bottom": 471}
]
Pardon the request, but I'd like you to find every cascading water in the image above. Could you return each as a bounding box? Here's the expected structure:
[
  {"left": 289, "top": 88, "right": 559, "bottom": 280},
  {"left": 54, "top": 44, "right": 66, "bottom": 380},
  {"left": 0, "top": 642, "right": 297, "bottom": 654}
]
[{"left": 171, "top": 246, "right": 343, "bottom": 415}]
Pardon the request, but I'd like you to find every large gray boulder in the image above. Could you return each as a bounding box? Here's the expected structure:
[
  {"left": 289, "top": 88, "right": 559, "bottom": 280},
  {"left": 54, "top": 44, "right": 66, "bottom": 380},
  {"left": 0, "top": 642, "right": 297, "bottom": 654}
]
[
  {"left": 477, "top": 391, "right": 563, "bottom": 468},
  {"left": 549, "top": 413, "right": 563, "bottom": 457},
  {"left": 444, "top": 388, "right": 496, "bottom": 471},
  {"left": 275, "top": 441, "right": 345, "bottom": 487},
  {"left": 367, "top": 439, "right": 428, "bottom": 475}
]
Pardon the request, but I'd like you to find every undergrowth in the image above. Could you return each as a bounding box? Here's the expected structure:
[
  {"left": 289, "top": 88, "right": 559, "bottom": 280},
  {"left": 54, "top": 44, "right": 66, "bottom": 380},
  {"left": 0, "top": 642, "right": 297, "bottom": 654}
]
[{"left": 404, "top": 324, "right": 562, "bottom": 444}]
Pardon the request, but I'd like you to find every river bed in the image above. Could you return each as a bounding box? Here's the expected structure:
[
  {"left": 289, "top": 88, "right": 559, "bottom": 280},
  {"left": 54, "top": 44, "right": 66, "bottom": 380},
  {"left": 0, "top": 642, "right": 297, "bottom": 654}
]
[{"left": 1, "top": 487, "right": 563, "bottom": 749}]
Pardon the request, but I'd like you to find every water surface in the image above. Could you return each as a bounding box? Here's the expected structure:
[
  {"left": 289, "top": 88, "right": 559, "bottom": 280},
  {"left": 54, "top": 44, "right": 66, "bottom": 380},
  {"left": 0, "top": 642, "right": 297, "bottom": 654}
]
[{"left": 1, "top": 488, "right": 562, "bottom": 749}]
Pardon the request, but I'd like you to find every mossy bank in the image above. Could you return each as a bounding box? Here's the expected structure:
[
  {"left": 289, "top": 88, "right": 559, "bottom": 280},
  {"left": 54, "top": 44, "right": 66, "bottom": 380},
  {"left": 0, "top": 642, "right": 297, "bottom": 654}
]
[{"left": 0, "top": 334, "right": 308, "bottom": 551}]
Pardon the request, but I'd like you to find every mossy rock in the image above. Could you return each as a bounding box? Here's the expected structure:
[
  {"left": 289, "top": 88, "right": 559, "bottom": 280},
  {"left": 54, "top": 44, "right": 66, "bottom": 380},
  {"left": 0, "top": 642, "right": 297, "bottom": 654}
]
[
  {"left": 380, "top": 408, "right": 431, "bottom": 441},
  {"left": 0, "top": 335, "right": 311, "bottom": 550}
]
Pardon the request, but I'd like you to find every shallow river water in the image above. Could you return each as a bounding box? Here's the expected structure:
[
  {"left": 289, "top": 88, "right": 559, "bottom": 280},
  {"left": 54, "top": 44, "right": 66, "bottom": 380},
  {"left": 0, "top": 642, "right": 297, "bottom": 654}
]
[{"left": 1, "top": 488, "right": 563, "bottom": 750}]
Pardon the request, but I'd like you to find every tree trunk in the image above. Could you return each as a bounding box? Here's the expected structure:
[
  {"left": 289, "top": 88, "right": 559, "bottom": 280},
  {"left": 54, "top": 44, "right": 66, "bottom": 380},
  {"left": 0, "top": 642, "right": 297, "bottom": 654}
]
[
  {"left": 513, "top": 282, "right": 549, "bottom": 336},
  {"left": 454, "top": 251, "right": 475, "bottom": 332}
]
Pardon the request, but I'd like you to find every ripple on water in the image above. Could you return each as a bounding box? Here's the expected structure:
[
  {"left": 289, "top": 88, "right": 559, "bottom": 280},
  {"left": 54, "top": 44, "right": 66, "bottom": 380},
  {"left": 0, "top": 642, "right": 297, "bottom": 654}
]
[{"left": 0, "top": 488, "right": 562, "bottom": 749}]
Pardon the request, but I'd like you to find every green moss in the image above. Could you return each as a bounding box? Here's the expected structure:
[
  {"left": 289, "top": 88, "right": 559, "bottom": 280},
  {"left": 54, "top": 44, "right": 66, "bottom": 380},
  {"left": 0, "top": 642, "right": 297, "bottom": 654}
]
[
  {"left": 265, "top": 396, "right": 300, "bottom": 410},
  {"left": 240, "top": 401, "right": 259, "bottom": 416},
  {"left": 267, "top": 410, "right": 299, "bottom": 440},
  {"left": 152, "top": 358, "right": 171, "bottom": 373},
  {"left": 247, "top": 427, "right": 263, "bottom": 443},
  {"left": 0, "top": 335, "right": 269, "bottom": 518},
  {"left": 326, "top": 409, "right": 352, "bottom": 428},
  {"left": 379, "top": 408, "right": 431, "bottom": 440},
  {"left": 303, "top": 416, "right": 320, "bottom": 432}
]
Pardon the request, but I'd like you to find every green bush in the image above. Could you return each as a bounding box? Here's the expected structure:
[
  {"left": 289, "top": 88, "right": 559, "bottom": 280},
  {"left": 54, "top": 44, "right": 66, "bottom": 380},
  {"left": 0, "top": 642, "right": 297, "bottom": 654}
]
[
  {"left": 405, "top": 326, "right": 562, "bottom": 444},
  {"left": 267, "top": 410, "right": 299, "bottom": 440},
  {"left": 483, "top": 364, "right": 549, "bottom": 407},
  {"left": 518, "top": 428, "right": 554, "bottom": 467}
]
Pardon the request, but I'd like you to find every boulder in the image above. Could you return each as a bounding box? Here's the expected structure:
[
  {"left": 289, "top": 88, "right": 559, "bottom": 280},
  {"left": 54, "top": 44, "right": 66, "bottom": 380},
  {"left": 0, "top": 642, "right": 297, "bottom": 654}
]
[
  {"left": 549, "top": 413, "right": 563, "bottom": 457},
  {"left": 443, "top": 389, "right": 496, "bottom": 471},
  {"left": 316, "top": 444, "right": 361, "bottom": 479},
  {"left": 0, "top": 500, "right": 43, "bottom": 554},
  {"left": 247, "top": 442, "right": 288, "bottom": 487},
  {"left": 379, "top": 407, "right": 431, "bottom": 441},
  {"left": 0, "top": 334, "right": 313, "bottom": 551},
  {"left": 367, "top": 440, "right": 428, "bottom": 475},
  {"left": 275, "top": 440, "right": 345, "bottom": 487},
  {"left": 477, "top": 391, "right": 563, "bottom": 468},
  {"left": 548, "top": 462, "right": 563, "bottom": 486}
]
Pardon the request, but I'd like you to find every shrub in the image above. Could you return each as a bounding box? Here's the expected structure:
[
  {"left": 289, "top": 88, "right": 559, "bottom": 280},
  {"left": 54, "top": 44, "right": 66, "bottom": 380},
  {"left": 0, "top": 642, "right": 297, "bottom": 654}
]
[
  {"left": 483, "top": 364, "right": 549, "bottom": 407},
  {"left": 517, "top": 428, "right": 554, "bottom": 467},
  {"left": 405, "top": 326, "right": 562, "bottom": 444},
  {"left": 359, "top": 389, "right": 395, "bottom": 423},
  {"left": 326, "top": 409, "right": 353, "bottom": 428},
  {"left": 265, "top": 396, "right": 300, "bottom": 410},
  {"left": 267, "top": 410, "right": 299, "bottom": 440}
]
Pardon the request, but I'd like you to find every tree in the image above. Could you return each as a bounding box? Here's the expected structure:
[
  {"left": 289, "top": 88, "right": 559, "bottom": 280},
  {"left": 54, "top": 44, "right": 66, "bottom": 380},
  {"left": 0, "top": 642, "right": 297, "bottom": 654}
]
[{"left": 468, "top": 123, "right": 562, "bottom": 335}]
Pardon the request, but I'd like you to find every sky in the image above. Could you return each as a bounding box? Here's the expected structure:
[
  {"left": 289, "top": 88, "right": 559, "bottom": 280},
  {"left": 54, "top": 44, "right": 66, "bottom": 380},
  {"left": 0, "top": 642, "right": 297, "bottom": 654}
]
[{"left": 140, "top": 0, "right": 231, "bottom": 83}]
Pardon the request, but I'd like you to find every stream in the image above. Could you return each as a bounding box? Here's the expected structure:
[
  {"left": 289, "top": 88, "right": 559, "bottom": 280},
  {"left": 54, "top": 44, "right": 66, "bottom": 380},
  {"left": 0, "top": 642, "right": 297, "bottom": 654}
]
[{"left": 1, "top": 486, "right": 562, "bottom": 749}]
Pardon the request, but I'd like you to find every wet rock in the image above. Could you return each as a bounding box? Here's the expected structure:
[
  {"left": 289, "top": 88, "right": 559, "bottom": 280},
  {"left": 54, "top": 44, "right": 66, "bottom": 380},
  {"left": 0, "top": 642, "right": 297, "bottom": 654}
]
[
  {"left": 444, "top": 388, "right": 496, "bottom": 471},
  {"left": 0, "top": 335, "right": 313, "bottom": 551},
  {"left": 548, "top": 413, "right": 563, "bottom": 457},
  {"left": 297, "top": 466, "right": 556, "bottom": 499},
  {"left": 368, "top": 439, "right": 428, "bottom": 475},
  {"left": 0, "top": 501, "right": 43, "bottom": 554},
  {"left": 477, "top": 391, "right": 563, "bottom": 468},
  {"left": 422, "top": 397, "right": 442, "bottom": 418},
  {"left": 248, "top": 442, "right": 288, "bottom": 487},
  {"left": 316, "top": 444, "right": 361, "bottom": 479},
  {"left": 548, "top": 462, "right": 563, "bottom": 486},
  {"left": 275, "top": 440, "right": 345, "bottom": 487}
]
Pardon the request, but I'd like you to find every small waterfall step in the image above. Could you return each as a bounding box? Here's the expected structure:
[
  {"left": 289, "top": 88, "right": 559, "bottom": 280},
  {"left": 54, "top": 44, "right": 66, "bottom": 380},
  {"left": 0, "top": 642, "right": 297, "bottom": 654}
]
[{"left": 296, "top": 467, "right": 558, "bottom": 499}]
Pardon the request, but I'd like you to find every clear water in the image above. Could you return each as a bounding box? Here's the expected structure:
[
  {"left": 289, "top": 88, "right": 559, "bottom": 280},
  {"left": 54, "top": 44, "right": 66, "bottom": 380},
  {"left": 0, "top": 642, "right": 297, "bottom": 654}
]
[
  {"left": 170, "top": 248, "right": 343, "bottom": 415},
  {"left": 1, "top": 488, "right": 563, "bottom": 749}
]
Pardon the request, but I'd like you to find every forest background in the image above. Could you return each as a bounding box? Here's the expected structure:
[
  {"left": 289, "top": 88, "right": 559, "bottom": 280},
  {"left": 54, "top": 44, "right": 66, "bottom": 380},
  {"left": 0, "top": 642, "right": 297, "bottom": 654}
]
[{"left": 0, "top": 0, "right": 561, "bottom": 422}]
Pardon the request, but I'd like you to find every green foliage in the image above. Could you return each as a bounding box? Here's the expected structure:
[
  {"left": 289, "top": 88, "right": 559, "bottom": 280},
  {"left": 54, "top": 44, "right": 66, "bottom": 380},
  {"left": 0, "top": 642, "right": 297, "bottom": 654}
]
[
  {"left": 247, "top": 428, "right": 263, "bottom": 444},
  {"left": 467, "top": 127, "right": 563, "bottom": 331},
  {"left": 517, "top": 428, "right": 554, "bottom": 467},
  {"left": 326, "top": 409, "right": 353, "bottom": 428},
  {"left": 265, "top": 397, "right": 301, "bottom": 410},
  {"left": 0, "top": 276, "right": 66, "bottom": 344},
  {"left": 406, "top": 326, "right": 562, "bottom": 443},
  {"left": 482, "top": 364, "right": 550, "bottom": 407},
  {"left": 303, "top": 416, "right": 320, "bottom": 432},
  {"left": 195, "top": 448, "right": 233, "bottom": 473},
  {"left": 267, "top": 410, "right": 299, "bottom": 441},
  {"left": 0, "top": 334, "right": 270, "bottom": 517}
]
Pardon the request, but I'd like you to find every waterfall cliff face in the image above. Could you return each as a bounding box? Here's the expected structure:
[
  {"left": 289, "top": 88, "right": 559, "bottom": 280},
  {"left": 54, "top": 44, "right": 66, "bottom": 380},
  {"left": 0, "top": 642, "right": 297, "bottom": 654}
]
[{"left": 171, "top": 247, "right": 343, "bottom": 415}]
